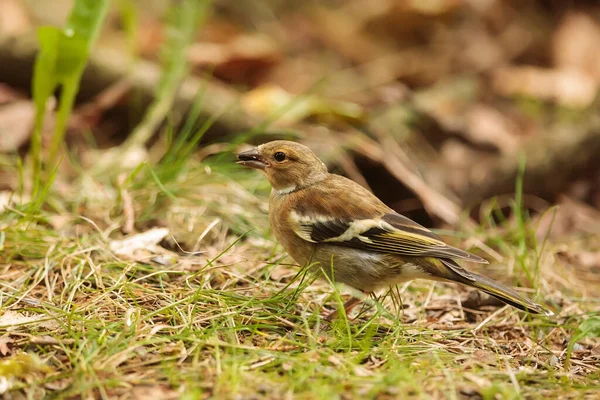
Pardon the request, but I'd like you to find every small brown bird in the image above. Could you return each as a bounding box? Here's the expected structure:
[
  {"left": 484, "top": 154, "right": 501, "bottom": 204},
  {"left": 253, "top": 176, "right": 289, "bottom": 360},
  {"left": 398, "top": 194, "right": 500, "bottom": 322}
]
[{"left": 237, "top": 140, "right": 552, "bottom": 319}]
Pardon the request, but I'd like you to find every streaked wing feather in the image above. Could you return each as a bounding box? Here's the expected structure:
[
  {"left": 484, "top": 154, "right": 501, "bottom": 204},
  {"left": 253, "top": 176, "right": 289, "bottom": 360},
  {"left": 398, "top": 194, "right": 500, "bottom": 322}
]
[
  {"left": 440, "top": 258, "right": 475, "bottom": 282},
  {"left": 290, "top": 211, "right": 487, "bottom": 265}
]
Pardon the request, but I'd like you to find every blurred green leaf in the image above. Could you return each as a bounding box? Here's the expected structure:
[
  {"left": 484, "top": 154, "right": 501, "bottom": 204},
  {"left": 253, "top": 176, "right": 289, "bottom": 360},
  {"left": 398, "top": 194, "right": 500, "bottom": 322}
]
[
  {"left": 565, "top": 316, "right": 600, "bottom": 368},
  {"left": 0, "top": 353, "right": 53, "bottom": 378},
  {"left": 573, "top": 317, "right": 600, "bottom": 341},
  {"left": 65, "top": 0, "right": 109, "bottom": 43},
  {"left": 29, "top": 0, "right": 109, "bottom": 205}
]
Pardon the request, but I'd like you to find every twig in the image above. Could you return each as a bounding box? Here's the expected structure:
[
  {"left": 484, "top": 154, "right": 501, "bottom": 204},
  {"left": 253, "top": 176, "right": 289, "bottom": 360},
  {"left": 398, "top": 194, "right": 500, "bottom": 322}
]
[
  {"left": 360, "top": 127, "right": 473, "bottom": 226},
  {"left": 473, "top": 305, "right": 509, "bottom": 332},
  {"left": 117, "top": 173, "right": 135, "bottom": 234}
]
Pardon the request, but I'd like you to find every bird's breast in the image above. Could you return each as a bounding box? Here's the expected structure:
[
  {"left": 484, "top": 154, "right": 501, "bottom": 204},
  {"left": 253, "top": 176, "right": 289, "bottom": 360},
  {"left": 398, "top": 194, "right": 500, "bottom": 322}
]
[{"left": 269, "top": 196, "right": 315, "bottom": 267}]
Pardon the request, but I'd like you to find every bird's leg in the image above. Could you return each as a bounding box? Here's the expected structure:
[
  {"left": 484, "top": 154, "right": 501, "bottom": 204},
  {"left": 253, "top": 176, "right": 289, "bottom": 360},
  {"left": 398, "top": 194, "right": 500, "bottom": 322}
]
[{"left": 324, "top": 296, "right": 365, "bottom": 322}]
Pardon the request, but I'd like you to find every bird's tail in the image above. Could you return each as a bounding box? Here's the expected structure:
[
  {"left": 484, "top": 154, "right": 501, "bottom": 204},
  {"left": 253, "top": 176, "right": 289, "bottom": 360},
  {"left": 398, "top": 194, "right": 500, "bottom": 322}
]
[{"left": 462, "top": 271, "right": 553, "bottom": 316}]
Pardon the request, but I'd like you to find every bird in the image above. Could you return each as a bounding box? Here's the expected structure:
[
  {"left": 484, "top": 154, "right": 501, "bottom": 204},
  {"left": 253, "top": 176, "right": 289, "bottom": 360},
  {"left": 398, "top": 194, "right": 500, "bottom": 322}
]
[{"left": 236, "top": 140, "right": 553, "bottom": 319}]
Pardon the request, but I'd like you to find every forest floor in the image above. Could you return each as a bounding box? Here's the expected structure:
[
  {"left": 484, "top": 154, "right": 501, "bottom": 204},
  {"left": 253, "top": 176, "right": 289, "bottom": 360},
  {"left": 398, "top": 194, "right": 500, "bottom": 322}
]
[{"left": 1, "top": 158, "right": 599, "bottom": 399}]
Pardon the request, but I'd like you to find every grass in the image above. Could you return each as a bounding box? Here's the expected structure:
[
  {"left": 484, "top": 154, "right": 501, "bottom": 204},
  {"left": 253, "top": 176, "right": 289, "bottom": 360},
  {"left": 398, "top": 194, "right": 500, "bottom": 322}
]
[{"left": 0, "top": 152, "right": 599, "bottom": 399}]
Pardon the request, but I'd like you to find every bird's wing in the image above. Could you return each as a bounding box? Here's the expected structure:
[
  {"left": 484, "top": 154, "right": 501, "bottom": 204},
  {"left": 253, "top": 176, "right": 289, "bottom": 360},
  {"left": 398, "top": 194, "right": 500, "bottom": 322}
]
[{"left": 290, "top": 211, "right": 488, "bottom": 265}]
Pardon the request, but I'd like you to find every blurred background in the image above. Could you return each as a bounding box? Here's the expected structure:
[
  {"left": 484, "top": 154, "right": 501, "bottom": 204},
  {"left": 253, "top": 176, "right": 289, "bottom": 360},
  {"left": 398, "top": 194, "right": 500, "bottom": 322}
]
[{"left": 1, "top": 0, "right": 600, "bottom": 233}]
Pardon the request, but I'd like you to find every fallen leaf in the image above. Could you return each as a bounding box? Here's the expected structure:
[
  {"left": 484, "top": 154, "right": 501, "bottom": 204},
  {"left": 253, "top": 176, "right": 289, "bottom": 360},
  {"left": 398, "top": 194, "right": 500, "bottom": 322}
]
[
  {"left": 83, "top": 145, "right": 149, "bottom": 170},
  {"left": 0, "top": 192, "right": 11, "bottom": 213},
  {"left": 465, "top": 105, "right": 521, "bottom": 153},
  {"left": 0, "top": 192, "right": 30, "bottom": 214},
  {"left": 492, "top": 66, "right": 598, "bottom": 108},
  {"left": 0, "top": 337, "right": 13, "bottom": 356},
  {"left": 109, "top": 227, "right": 174, "bottom": 262},
  {"left": 353, "top": 365, "right": 373, "bottom": 377},
  {"left": 0, "top": 311, "right": 59, "bottom": 331},
  {"left": 270, "top": 266, "right": 297, "bottom": 282},
  {"left": 535, "top": 196, "right": 600, "bottom": 239},
  {"left": 130, "top": 385, "right": 179, "bottom": 400},
  {"left": 188, "top": 33, "right": 279, "bottom": 85},
  {"left": 0, "top": 84, "right": 25, "bottom": 104},
  {"left": 463, "top": 372, "right": 492, "bottom": 388},
  {"left": 0, "top": 0, "right": 31, "bottom": 36},
  {"left": 241, "top": 84, "right": 365, "bottom": 126},
  {"left": 44, "top": 377, "right": 72, "bottom": 391},
  {"left": 472, "top": 349, "right": 498, "bottom": 366},
  {"left": 0, "top": 101, "right": 35, "bottom": 152},
  {"left": 327, "top": 355, "right": 343, "bottom": 366},
  {"left": 553, "top": 12, "right": 600, "bottom": 82}
]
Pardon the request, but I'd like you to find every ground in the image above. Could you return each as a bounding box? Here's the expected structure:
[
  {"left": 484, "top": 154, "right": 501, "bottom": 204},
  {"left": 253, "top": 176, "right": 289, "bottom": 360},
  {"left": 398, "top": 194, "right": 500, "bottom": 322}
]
[{"left": 0, "top": 159, "right": 598, "bottom": 399}]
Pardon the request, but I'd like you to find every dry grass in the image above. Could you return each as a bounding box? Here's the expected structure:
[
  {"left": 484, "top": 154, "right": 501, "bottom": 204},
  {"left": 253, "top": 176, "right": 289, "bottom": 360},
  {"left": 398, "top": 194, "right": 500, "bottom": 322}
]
[{"left": 0, "top": 156, "right": 599, "bottom": 399}]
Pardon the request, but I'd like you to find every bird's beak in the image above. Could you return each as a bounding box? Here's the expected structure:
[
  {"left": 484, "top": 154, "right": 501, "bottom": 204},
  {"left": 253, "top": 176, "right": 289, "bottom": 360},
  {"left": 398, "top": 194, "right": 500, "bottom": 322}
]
[{"left": 236, "top": 148, "right": 267, "bottom": 170}]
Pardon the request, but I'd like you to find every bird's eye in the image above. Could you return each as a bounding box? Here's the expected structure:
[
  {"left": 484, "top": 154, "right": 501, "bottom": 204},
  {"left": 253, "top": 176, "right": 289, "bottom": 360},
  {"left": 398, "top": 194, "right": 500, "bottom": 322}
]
[{"left": 274, "top": 152, "right": 286, "bottom": 162}]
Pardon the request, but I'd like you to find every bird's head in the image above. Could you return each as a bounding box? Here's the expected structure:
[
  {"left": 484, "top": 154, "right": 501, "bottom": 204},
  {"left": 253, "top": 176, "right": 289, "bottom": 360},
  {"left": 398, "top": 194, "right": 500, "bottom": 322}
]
[{"left": 236, "top": 140, "right": 328, "bottom": 193}]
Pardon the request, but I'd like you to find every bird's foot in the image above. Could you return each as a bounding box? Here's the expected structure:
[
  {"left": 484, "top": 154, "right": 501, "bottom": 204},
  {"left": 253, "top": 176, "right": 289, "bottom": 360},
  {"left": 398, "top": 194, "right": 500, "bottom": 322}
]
[{"left": 323, "top": 296, "right": 363, "bottom": 322}]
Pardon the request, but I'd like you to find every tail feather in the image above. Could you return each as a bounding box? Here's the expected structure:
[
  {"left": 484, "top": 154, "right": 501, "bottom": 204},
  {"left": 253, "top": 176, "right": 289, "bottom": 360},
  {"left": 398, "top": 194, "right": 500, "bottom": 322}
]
[
  {"left": 465, "top": 272, "right": 553, "bottom": 316},
  {"left": 436, "top": 258, "right": 553, "bottom": 316}
]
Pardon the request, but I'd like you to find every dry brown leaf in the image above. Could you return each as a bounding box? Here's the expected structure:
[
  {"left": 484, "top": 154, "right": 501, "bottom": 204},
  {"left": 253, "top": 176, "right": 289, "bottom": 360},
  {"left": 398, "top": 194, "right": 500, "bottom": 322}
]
[
  {"left": 188, "top": 33, "right": 279, "bottom": 84},
  {"left": 0, "top": 192, "right": 11, "bottom": 213},
  {"left": 535, "top": 197, "right": 600, "bottom": 239},
  {"left": 44, "top": 377, "right": 72, "bottom": 391},
  {"left": 465, "top": 105, "right": 521, "bottom": 153},
  {"left": 472, "top": 349, "right": 498, "bottom": 366},
  {"left": 83, "top": 145, "right": 149, "bottom": 170},
  {"left": 241, "top": 84, "right": 365, "bottom": 126},
  {"left": 492, "top": 66, "right": 598, "bottom": 108},
  {"left": 130, "top": 385, "right": 179, "bottom": 400},
  {"left": 0, "top": 84, "right": 25, "bottom": 104},
  {"left": 25, "top": 0, "right": 72, "bottom": 26},
  {"left": 0, "top": 311, "right": 58, "bottom": 331},
  {"left": 0, "top": 0, "right": 32, "bottom": 36},
  {"left": 137, "top": 17, "right": 165, "bottom": 57},
  {"left": 355, "top": 0, "right": 463, "bottom": 38},
  {"left": 109, "top": 227, "right": 176, "bottom": 263},
  {"left": 269, "top": 266, "right": 297, "bottom": 282},
  {"left": 463, "top": 372, "right": 492, "bottom": 388},
  {"left": 575, "top": 252, "right": 600, "bottom": 269},
  {"left": 0, "top": 100, "right": 35, "bottom": 152},
  {"left": 0, "top": 337, "right": 13, "bottom": 356},
  {"left": 353, "top": 365, "right": 374, "bottom": 377},
  {"left": 553, "top": 12, "right": 600, "bottom": 82},
  {"left": 0, "top": 192, "right": 30, "bottom": 215}
]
